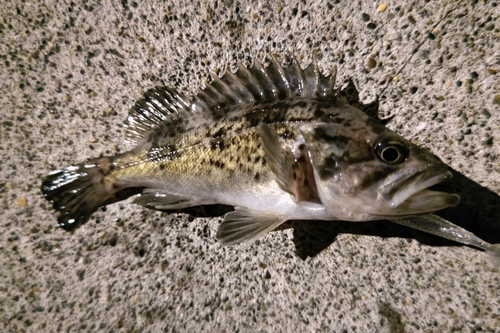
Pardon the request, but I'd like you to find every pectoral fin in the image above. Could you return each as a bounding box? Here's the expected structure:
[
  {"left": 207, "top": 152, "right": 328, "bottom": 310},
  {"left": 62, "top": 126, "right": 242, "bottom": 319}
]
[
  {"left": 258, "top": 122, "right": 296, "bottom": 196},
  {"left": 259, "top": 122, "right": 320, "bottom": 203},
  {"left": 217, "top": 207, "right": 287, "bottom": 245}
]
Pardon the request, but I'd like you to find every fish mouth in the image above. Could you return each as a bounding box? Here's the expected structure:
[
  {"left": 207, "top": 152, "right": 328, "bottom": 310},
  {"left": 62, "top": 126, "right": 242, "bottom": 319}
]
[{"left": 378, "top": 165, "right": 460, "bottom": 215}]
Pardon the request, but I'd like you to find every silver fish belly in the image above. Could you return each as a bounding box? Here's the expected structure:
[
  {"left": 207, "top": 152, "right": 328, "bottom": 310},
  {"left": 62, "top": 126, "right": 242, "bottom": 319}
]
[{"left": 41, "top": 55, "right": 500, "bottom": 261}]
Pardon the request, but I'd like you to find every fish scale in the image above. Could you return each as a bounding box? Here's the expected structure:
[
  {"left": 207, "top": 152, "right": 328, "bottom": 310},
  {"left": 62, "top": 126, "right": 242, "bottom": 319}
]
[{"left": 40, "top": 54, "right": 500, "bottom": 261}]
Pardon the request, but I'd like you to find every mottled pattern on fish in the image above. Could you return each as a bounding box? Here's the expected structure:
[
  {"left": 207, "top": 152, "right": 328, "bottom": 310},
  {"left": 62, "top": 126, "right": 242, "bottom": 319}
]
[{"left": 40, "top": 54, "right": 500, "bottom": 259}]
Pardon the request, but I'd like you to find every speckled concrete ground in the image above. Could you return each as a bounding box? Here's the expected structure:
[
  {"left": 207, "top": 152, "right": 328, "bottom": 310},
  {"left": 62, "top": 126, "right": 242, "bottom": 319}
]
[{"left": 1, "top": 0, "right": 499, "bottom": 332}]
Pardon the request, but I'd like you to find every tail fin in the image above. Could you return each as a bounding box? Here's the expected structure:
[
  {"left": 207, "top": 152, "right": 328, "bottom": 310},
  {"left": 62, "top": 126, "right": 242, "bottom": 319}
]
[{"left": 41, "top": 157, "right": 119, "bottom": 230}]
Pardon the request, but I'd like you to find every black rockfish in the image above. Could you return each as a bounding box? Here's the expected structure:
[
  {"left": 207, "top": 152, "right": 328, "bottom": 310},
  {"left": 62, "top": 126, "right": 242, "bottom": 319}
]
[{"left": 41, "top": 55, "right": 499, "bottom": 261}]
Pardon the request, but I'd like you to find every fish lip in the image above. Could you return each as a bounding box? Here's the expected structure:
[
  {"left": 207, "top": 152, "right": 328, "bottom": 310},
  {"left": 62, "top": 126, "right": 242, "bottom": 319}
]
[{"left": 380, "top": 164, "right": 459, "bottom": 213}]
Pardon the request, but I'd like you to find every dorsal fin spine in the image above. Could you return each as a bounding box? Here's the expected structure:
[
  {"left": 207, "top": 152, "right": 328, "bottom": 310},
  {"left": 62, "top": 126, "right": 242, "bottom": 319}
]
[
  {"left": 201, "top": 81, "right": 226, "bottom": 108},
  {"left": 266, "top": 55, "right": 291, "bottom": 99},
  {"left": 234, "top": 63, "right": 265, "bottom": 101},
  {"left": 303, "top": 60, "right": 320, "bottom": 97},
  {"left": 285, "top": 55, "right": 305, "bottom": 97},
  {"left": 248, "top": 61, "right": 279, "bottom": 100},
  {"left": 211, "top": 75, "right": 241, "bottom": 106},
  {"left": 220, "top": 70, "right": 255, "bottom": 105}
]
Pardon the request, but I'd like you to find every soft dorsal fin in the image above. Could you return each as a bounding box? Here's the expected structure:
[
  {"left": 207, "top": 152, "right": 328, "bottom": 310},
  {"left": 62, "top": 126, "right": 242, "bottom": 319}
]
[
  {"left": 124, "top": 55, "right": 338, "bottom": 144},
  {"left": 123, "top": 86, "right": 192, "bottom": 144}
]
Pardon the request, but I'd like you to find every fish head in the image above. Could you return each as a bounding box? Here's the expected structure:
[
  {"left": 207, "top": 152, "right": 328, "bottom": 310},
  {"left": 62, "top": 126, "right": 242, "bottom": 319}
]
[{"left": 299, "top": 112, "right": 460, "bottom": 220}]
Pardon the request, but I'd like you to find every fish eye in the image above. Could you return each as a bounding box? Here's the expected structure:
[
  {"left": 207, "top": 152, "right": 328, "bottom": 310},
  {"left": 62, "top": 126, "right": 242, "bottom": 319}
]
[{"left": 375, "top": 140, "right": 408, "bottom": 164}]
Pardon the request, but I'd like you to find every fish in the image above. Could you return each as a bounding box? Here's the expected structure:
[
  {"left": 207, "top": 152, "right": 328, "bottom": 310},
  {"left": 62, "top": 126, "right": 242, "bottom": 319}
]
[{"left": 41, "top": 54, "right": 499, "bottom": 262}]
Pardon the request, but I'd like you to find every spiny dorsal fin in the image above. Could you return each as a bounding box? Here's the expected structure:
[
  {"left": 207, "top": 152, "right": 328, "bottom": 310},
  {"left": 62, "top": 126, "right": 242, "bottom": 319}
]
[
  {"left": 124, "top": 55, "right": 338, "bottom": 144},
  {"left": 193, "top": 54, "right": 337, "bottom": 112}
]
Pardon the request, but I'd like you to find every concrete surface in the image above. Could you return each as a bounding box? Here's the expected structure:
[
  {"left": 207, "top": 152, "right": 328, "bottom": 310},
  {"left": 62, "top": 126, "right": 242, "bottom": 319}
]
[{"left": 1, "top": 0, "right": 499, "bottom": 332}]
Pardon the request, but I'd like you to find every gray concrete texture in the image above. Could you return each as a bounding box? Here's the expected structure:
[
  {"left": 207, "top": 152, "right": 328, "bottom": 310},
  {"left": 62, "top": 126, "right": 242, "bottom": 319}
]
[{"left": 1, "top": 0, "right": 499, "bottom": 332}]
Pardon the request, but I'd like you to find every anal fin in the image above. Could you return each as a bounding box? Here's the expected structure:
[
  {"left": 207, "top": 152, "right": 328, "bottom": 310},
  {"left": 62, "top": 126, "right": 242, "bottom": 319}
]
[
  {"left": 134, "top": 188, "right": 205, "bottom": 210},
  {"left": 217, "top": 207, "right": 287, "bottom": 246}
]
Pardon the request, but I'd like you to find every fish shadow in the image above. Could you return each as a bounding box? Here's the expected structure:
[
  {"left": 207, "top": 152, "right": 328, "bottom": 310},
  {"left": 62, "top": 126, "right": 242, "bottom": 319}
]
[{"left": 283, "top": 168, "right": 500, "bottom": 260}]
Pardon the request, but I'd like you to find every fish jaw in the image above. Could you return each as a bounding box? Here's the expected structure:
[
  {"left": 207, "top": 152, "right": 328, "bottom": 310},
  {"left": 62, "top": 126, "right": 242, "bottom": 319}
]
[
  {"left": 310, "top": 166, "right": 460, "bottom": 221},
  {"left": 377, "top": 166, "right": 460, "bottom": 215}
]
